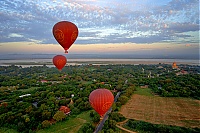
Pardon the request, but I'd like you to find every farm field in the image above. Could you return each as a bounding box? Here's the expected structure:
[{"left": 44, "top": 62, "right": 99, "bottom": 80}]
[{"left": 120, "top": 90, "right": 200, "bottom": 128}]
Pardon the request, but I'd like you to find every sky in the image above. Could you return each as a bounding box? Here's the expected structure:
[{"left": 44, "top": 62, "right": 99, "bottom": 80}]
[{"left": 0, "top": 0, "right": 199, "bottom": 59}]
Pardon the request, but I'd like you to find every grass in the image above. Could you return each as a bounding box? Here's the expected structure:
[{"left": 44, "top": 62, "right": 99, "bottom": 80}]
[
  {"left": 36, "top": 111, "right": 92, "bottom": 133},
  {"left": 134, "top": 87, "right": 153, "bottom": 96}
]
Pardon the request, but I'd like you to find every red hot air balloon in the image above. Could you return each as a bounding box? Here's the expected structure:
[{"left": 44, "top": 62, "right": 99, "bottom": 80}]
[
  {"left": 52, "top": 21, "right": 78, "bottom": 53},
  {"left": 89, "top": 88, "right": 114, "bottom": 117},
  {"left": 53, "top": 55, "right": 67, "bottom": 71}
]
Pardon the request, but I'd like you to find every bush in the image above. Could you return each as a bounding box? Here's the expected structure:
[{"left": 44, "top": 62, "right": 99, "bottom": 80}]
[
  {"left": 53, "top": 111, "right": 66, "bottom": 122},
  {"left": 126, "top": 119, "right": 200, "bottom": 133},
  {"left": 109, "top": 112, "right": 126, "bottom": 122},
  {"left": 41, "top": 120, "right": 51, "bottom": 128},
  {"left": 118, "top": 95, "right": 128, "bottom": 105},
  {"left": 78, "top": 123, "right": 95, "bottom": 133},
  {"left": 89, "top": 110, "right": 100, "bottom": 123}
]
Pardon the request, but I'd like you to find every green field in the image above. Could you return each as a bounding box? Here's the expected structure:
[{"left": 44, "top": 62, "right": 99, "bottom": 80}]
[
  {"left": 134, "top": 87, "right": 153, "bottom": 96},
  {"left": 37, "top": 111, "right": 92, "bottom": 133}
]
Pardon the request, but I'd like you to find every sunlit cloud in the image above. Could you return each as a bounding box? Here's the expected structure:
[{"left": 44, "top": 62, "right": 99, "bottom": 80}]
[
  {"left": 0, "top": 0, "right": 199, "bottom": 59},
  {"left": 0, "top": 0, "right": 198, "bottom": 45}
]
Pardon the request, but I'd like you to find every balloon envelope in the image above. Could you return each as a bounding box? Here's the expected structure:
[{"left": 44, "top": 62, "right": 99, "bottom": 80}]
[
  {"left": 53, "top": 55, "right": 67, "bottom": 70},
  {"left": 89, "top": 88, "right": 114, "bottom": 117},
  {"left": 52, "top": 21, "right": 78, "bottom": 53}
]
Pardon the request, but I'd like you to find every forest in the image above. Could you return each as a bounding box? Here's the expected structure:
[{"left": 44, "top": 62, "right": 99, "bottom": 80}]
[{"left": 0, "top": 63, "right": 199, "bottom": 133}]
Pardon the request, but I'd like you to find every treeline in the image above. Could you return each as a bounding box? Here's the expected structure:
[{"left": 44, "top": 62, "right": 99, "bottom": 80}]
[
  {"left": 148, "top": 74, "right": 200, "bottom": 99},
  {"left": 125, "top": 119, "right": 200, "bottom": 133}
]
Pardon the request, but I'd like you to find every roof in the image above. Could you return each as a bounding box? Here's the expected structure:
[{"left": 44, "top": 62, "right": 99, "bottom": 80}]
[{"left": 59, "top": 106, "right": 71, "bottom": 114}]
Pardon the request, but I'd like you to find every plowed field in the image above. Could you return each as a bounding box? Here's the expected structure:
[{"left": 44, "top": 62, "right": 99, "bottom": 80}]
[{"left": 120, "top": 94, "right": 200, "bottom": 128}]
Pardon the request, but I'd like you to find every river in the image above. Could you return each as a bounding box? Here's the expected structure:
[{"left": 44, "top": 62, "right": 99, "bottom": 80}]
[{"left": 0, "top": 58, "right": 199, "bottom": 68}]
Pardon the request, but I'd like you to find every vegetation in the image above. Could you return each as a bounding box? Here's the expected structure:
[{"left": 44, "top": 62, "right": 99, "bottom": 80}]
[
  {"left": 37, "top": 111, "right": 91, "bottom": 133},
  {"left": 125, "top": 119, "right": 200, "bottom": 133},
  {"left": 0, "top": 63, "right": 199, "bottom": 132}
]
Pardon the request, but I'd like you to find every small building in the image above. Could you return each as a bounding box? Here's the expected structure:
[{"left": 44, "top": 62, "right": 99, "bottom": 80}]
[
  {"left": 59, "top": 106, "right": 71, "bottom": 115},
  {"left": 40, "top": 80, "right": 48, "bottom": 83},
  {"left": 176, "top": 70, "right": 188, "bottom": 76},
  {"left": 140, "top": 85, "right": 149, "bottom": 89},
  {"left": 172, "top": 62, "right": 178, "bottom": 69},
  {"left": 157, "top": 66, "right": 164, "bottom": 69}
]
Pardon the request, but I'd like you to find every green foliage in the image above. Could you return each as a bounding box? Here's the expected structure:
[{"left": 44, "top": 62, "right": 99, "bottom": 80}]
[
  {"left": 78, "top": 123, "right": 95, "bottom": 133},
  {"left": 109, "top": 112, "right": 126, "bottom": 122},
  {"left": 0, "top": 127, "right": 19, "bottom": 133},
  {"left": 118, "top": 95, "right": 128, "bottom": 105},
  {"left": 101, "top": 119, "right": 117, "bottom": 132},
  {"left": 89, "top": 110, "right": 100, "bottom": 123},
  {"left": 0, "top": 64, "right": 199, "bottom": 132},
  {"left": 150, "top": 74, "right": 200, "bottom": 99},
  {"left": 53, "top": 111, "right": 66, "bottom": 122},
  {"left": 17, "top": 122, "right": 25, "bottom": 132},
  {"left": 125, "top": 119, "right": 200, "bottom": 133},
  {"left": 41, "top": 120, "right": 51, "bottom": 128},
  {"left": 71, "top": 107, "right": 81, "bottom": 115},
  {"left": 37, "top": 111, "right": 92, "bottom": 133}
]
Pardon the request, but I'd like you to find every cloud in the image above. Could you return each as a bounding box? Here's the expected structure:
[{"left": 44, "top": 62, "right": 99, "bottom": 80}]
[
  {"left": 167, "top": 23, "right": 199, "bottom": 33},
  {"left": 0, "top": 0, "right": 199, "bottom": 45},
  {"left": 8, "top": 33, "right": 23, "bottom": 38}
]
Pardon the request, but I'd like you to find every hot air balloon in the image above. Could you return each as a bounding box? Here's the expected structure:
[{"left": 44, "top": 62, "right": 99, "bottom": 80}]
[
  {"left": 52, "top": 21, "right": 78, "bottom": 53},
  {"left": 53, "top": 55, "right": 67, "bottom": 71},
  {"left": 89, "top": 88, "right": 114, "bottom": 117}
]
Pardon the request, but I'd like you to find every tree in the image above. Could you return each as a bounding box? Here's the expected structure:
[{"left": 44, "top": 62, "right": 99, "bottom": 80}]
[
  {"left": 17, "top": 122, "right": 25, "bottom": 132},
  {"left": 42, "top": 110, "right": 51, "bottom": 121},
  {"left": 109, "top": 112, "right": 126, "bottom": 122},
  {"left": 42, "top": 120, "right": 51, "bottom": 128},
  {"left": 71, "top": 107, "right": 80, "bottom": 115},
  {"left": 53, "top": 111, "right": 66, "bottom": 122},
  {"left": 118, "top": 95, "right": 128, "bottom": 105},
  {"left": 25, "top": 117, "right": 30, "bottom": 123},
  {"left": 78, "top": 123, "right": 95, "bottom": 133}
]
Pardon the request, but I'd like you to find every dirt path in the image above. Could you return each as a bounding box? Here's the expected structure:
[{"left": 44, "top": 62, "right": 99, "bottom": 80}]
[
  {"left": 116, "top": 119, "right": 137, "bottom": 133},
  {"left": 116, "top": 124, "right": 137, "bottom": 133},
  {"left": 117, "top": 119, "right": 129, "bottom": 126}
]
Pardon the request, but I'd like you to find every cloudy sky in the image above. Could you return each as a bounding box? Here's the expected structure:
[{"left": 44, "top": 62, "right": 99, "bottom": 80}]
[{"left": 0, "top": 0, "right": 199, "bottom": 58}]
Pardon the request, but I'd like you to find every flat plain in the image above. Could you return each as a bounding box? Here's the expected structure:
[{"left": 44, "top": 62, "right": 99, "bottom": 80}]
[{"left": 120, "top": 90, "right": 200, "bottom": 128}]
